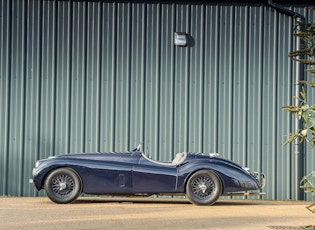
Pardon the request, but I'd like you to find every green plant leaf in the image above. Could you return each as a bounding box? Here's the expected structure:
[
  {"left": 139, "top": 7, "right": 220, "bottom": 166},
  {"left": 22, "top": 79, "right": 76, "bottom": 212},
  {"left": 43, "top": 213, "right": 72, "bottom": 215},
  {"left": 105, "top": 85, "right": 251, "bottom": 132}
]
[{"left": 302, "top": 111, "right": 310, "bottom": 122}]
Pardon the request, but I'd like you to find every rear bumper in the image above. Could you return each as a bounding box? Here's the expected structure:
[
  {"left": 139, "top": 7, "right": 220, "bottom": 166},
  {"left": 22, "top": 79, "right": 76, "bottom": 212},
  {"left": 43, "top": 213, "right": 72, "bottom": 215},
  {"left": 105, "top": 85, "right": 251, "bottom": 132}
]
[{"left": 253, "top": 172, "right": 266, "bottom": 189}]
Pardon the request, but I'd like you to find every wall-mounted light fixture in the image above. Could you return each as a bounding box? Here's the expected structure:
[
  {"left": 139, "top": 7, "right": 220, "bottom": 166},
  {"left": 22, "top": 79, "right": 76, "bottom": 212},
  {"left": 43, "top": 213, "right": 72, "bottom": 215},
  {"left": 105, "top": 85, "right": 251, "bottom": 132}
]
[{"left": 174, "top": 32, "right": 187, "bottom": 46}]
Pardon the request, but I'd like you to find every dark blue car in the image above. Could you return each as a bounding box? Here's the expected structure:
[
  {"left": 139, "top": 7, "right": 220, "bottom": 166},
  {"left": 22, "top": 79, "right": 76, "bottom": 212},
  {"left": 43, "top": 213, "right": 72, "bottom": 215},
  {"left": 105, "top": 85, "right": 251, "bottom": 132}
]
[{"left": 30, "top": 145, "right": 265, "bottom": 205}]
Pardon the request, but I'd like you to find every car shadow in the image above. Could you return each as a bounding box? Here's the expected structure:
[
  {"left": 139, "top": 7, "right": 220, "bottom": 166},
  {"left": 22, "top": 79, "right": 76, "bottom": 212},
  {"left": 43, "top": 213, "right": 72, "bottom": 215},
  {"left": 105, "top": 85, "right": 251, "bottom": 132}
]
[
  {"left": 74, "top": 197, "right": 190, "bottom": 205},
  {"left": 73, "top": 197, "right": 264, "bottom": 206}
]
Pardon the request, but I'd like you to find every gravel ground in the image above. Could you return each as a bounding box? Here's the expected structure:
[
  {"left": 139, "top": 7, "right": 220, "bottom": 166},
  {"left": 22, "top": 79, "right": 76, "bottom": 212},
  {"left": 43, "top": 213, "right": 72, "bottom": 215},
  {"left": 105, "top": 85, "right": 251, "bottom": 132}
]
[{"left": 0, "top": 197, "right": 314, "bottom": 230}]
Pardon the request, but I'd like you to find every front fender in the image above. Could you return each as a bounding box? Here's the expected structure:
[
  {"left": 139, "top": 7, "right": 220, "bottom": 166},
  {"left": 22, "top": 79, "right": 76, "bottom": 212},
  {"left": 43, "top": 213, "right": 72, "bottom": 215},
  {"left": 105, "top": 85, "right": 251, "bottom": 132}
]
[
  {"left": 31, "top": 158, "right": 87, "bottom": 191},
  {"left": 31, "top": 159, "right": 70, "bottom": 190}
]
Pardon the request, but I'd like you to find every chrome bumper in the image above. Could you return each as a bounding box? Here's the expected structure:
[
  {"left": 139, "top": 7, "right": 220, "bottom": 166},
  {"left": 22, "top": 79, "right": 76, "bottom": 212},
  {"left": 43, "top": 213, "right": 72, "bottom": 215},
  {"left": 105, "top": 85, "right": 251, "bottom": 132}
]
[
  {"left": 242, "top": 167, "right": 266, "bottom": 189},
  {"left": 253, "top": 172, "right": 266, "bottom": 189}
]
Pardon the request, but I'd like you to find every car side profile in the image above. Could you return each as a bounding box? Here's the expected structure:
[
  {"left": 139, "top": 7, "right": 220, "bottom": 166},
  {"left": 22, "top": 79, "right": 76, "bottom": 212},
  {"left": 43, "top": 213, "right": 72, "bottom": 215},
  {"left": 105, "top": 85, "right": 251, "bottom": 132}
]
[{"left": 30, "top": 145, "right": 265, "bottom": 205}]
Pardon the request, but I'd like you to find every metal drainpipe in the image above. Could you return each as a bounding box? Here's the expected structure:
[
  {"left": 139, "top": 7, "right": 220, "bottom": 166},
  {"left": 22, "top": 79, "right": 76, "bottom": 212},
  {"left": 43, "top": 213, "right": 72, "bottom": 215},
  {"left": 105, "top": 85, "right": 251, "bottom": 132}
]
[{"left": 266, "top": 1, "right": 305, "bottom": 200}]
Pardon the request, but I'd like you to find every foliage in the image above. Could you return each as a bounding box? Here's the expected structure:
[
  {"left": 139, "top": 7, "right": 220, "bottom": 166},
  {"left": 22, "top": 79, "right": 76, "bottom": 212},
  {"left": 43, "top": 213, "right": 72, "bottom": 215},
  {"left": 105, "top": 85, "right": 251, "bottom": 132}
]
[
  {"left": 300, "top": 171, "right": 315, "bottom": 213},
  {"left": 283, "top": 20, "right": 315, "bottom": 147},
  {"left": 300, "top": 171, "right": 315, "bottom": 197},
  {"left": 283, "top": 13, "right": 315, "bottom": 212}
]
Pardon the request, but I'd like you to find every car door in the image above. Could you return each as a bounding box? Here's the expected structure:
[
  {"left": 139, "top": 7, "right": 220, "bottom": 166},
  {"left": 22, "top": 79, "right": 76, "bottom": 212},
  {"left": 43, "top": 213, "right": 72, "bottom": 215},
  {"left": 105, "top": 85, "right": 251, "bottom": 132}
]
[{"left": 132, "top": 157, "right": 178, "bottom": 193}]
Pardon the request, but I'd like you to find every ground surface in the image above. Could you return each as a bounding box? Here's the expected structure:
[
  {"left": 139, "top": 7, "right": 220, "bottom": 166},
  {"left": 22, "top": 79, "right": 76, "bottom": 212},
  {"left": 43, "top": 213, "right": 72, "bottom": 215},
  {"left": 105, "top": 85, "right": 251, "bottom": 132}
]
[{"left": 0, "top": 197, "right": 314, "bottom": 230}]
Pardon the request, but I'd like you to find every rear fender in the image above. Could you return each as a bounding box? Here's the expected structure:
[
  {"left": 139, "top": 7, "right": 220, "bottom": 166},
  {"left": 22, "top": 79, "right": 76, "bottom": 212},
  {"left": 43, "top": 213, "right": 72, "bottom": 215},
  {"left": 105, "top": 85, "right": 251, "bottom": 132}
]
[{"left": 177, "top": 162, "right": 260, "bottom": 193}]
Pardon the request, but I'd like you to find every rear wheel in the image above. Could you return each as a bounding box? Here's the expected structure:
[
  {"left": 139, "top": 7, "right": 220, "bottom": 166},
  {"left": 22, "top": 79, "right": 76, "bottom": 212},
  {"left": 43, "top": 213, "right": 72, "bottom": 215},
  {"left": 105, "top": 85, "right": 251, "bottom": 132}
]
[
  {"left": 186, "top": 170, "right": 222, "bottom": 205},
  {"left": 44, "top": 167, "right": 82, "bottom": 204}
]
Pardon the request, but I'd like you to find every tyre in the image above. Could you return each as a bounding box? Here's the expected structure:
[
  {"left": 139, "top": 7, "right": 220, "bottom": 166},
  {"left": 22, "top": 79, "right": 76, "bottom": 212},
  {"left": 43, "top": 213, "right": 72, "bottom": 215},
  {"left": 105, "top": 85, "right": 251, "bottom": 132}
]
[
  {"left": 186, "top": 170, "right": 222, "bottom": 205},
  {"left": 44, "top": 167, "right": 82, "bottom": 204}
]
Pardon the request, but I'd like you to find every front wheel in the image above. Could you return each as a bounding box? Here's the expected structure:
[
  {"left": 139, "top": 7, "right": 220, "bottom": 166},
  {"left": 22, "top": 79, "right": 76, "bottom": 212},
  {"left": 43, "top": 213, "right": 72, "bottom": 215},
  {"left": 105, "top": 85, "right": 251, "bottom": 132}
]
[
  {"left": 186, "top": 170, "right": 222, "bottom": 205},
  {"left": 44, "top": 167, "right": 82, "bottom": 204}
]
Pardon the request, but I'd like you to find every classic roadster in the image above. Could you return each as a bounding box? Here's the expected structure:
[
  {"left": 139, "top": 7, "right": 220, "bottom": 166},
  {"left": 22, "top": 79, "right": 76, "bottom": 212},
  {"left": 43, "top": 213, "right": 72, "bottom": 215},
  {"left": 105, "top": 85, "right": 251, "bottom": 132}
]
[{"left": 30, "top": 145, "right": 265, "bottom": 205}]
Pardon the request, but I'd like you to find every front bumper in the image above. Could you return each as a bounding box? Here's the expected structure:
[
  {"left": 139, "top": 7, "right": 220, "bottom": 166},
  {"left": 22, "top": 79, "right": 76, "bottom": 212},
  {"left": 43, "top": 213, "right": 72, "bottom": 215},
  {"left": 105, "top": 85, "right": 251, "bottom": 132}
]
[
  {"left": 29, "top": 178, "right": 40, "bottom": 191},
  {"left": 29, "top": 166, "right": 42, "bottom": 191}
]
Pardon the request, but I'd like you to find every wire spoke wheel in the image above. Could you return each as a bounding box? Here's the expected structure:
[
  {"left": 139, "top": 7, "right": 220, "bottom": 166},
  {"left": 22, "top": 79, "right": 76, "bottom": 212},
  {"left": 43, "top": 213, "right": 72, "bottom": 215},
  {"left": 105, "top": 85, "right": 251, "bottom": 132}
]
[
  {"left": 191, "top": 175, "right": 215, "bottom": 199},
  {"left": 186, "top": 170, "right": 222, "bottom": 205},
  {"left": 51, "top": 173, "right": 75, "bottom": 197},
  {"left": 44, "top": 168, "right": 82, "bottom": 204}
]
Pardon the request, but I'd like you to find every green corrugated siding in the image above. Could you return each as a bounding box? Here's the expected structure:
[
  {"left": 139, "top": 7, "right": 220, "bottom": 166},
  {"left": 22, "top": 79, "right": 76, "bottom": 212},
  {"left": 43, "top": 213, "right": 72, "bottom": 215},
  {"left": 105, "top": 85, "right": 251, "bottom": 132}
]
[{"left": 0, "top": 0, "right": 314, "bottom": 200}]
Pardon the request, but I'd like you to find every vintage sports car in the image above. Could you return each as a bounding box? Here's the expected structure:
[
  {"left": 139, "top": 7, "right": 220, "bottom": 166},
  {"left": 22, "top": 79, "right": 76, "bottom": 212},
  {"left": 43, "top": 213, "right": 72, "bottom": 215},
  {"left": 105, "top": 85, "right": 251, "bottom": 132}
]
[{"left": 30, "top": 145, "right": 265, "bottom": 205}]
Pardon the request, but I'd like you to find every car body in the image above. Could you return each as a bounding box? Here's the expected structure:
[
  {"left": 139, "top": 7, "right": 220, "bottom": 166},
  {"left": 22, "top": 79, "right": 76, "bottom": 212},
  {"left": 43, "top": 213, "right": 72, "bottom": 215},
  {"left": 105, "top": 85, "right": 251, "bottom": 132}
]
[{"left": 30, "top": 145, "right": 265, "bottom": 205}]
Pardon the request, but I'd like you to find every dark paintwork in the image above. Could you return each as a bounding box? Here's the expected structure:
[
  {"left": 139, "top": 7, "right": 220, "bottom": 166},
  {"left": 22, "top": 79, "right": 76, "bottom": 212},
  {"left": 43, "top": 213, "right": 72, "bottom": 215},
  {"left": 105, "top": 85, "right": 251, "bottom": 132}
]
[{"left": 31, "top": 150, "right": 263, "bottom": 196}]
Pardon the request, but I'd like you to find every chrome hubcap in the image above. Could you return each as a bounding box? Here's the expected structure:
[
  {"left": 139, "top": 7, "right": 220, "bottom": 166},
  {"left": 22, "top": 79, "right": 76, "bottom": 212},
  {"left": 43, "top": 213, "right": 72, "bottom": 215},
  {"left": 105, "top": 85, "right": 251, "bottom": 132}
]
[
  {"left": 199, "top": 184, "right": 207, "bottom": 193},
  {"left": 191, "top": 176, "right": 215, "bottom": 199},
  {"left": 51, "top": 174, "right": 75, "bottom": 197},
  {"left": 59, "top": 182, "right": 67, "bottom": 191}
]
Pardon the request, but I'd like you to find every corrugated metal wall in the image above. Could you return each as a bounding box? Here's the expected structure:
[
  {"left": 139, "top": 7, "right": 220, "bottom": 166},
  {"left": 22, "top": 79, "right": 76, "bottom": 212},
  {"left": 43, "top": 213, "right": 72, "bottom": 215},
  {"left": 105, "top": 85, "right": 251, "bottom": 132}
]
[{"left": 0, "top": 0, "right": 314, "bottom": 200}]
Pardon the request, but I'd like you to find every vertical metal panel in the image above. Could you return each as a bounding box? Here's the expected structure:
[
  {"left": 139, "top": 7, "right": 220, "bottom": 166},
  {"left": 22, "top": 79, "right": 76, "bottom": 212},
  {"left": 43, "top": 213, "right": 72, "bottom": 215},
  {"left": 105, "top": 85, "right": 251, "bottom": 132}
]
[
  {"left": 85, "top": 1, "right": 101, "bottom": 152},
  {"left": 275, "top": 12, "right": 294, "bottom": 200},
  {"left": 173, "top": 4, "right": 190, "bottom": 154},
  {"left": 100, "top": 2, "right": 116, "bottom": 151},
  {"left": 145, "top": 3, "right": 160, "bottom": 158},
  {"left": 232, "top": 4, "right": 248, "bottom": 167},
  {"left": 114, "top": 2, "right": 131, "bottom": 151},
  {"left": 23, "top": 0, "right": 41, "bottom": 196},
  {"left": 203, "top": 4, "right": 220, "bottom": 153},
  {"left": 8, "top": 0, "right": 26, "bottom": 196},
  {"left": 158, "top": 3, "right": 175, "bottom": 161},
  {"left": 70, "top": 0, "right": 86, "bottom": 153},
  {"left": 189, "top": 4, "right": 204, "bottom": 153},
  {"left": 1, "top": 0, "right": 314, "bottom": 200},
  {"left": 54, "top": 1, "right": 71, "bottom": 155},
  {"left": 262, "top": 5, "right": 278, "bottom": 199},
  {"left": 39, "top": 0, "right": 56, "bottom": 160},
  {"left": 246, "top": 5, "right": 264, "bottom": 193},
  {"left": 0, "top": 0, "right": 11, "bottom": 195}
]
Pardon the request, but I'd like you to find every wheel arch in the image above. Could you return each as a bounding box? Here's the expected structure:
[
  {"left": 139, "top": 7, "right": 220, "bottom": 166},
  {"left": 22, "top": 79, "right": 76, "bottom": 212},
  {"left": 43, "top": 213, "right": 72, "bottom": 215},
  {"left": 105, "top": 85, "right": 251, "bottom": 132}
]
[
  {"left": 40, "top": 166, "right": 83, "bottom": 192},
  {"left": 184, "top": 168, "right": 224, "bottom": 194}
]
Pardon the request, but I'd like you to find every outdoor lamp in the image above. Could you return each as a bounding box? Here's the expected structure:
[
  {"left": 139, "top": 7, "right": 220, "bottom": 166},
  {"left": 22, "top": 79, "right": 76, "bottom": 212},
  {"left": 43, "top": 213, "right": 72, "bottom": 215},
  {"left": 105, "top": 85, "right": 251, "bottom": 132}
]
[{"left": 174, "top": 32, "right": 187, "bottom": 46}]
